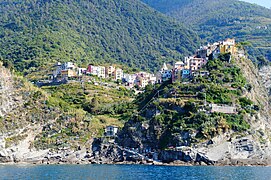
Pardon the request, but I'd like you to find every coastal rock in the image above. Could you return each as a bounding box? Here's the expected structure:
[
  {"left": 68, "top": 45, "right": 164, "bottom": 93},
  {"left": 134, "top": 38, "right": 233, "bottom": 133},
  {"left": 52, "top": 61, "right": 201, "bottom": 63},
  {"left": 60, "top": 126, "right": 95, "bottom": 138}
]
[
  {"left": 195, "top": 153, "right": 214, "bottom": 165},
  {"left": 0, "top": 150, "right": 12, "bottom": 163}
]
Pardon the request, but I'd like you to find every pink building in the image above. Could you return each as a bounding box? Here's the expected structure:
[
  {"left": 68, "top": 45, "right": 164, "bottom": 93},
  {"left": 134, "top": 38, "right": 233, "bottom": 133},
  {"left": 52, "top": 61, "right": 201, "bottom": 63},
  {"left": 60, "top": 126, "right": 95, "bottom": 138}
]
[
  {"left": 190, "top": 57, "right": 206, "bottom": 71},
  {"left": 86, "top": 64, "right": 96, "bottom": 75}
]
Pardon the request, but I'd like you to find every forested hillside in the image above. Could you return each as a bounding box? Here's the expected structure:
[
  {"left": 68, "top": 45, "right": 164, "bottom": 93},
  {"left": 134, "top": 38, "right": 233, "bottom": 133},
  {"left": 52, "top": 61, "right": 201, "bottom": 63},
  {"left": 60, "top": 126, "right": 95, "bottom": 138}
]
[
  {"left": 0, "top": 0, "right": 199, "bottom": 73},
  {"left": 142, "top": 0, "right": 271, "bottom": 62},
  {"left": 141, "top": 0, "right": 191, "bottom": 13}
]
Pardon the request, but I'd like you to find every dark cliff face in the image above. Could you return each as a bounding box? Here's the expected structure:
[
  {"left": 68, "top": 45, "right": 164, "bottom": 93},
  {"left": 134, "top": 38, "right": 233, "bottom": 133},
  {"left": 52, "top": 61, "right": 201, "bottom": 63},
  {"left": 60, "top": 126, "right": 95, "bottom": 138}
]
[
  {"left": 116, "top": 105, "right": 191, "bottom": 150},
  {"left": 115, "top": 49, "right": 271, "bottom": 163},
  {"left": 117, "top": 116, "right": 161, "bottom": 149}
]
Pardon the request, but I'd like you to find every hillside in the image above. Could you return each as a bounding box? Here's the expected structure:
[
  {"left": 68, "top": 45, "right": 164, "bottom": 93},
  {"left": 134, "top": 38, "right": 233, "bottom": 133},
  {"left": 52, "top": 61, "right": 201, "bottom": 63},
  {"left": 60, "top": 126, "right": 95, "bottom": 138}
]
[
  {"left": 0, "top": 0, "right": 199, "bottom": 73},
  {"left": 1, "top": 44, "right": 271, "bottom": 165},
  {"left": 116, "top": 47, "right": 271, "bottom": 165},
  {"left": 0, "top": 62, "right": 135, "bottom": 163},
  {"left": 142, "top": 0, "right": 271, "bottom": 62},
  {"left": 142, "top": 0, "right": 191, "bottom": 13}
]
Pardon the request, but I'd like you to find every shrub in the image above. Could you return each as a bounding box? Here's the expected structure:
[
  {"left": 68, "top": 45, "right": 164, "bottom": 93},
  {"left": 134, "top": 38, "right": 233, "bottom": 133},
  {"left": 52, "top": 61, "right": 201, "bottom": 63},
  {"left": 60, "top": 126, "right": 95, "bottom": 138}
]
[{"left": 239, "top": 97, "right": 253, "bottom": 108}]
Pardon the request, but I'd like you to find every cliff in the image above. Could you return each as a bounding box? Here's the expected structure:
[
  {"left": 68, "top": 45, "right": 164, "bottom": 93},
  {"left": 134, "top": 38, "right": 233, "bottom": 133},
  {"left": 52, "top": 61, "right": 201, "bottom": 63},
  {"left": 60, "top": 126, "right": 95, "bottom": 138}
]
[
  {"left": 0, "top": 63, "right": 93, "bottom": 164},
  {"left": 116, "top": 49, "right": 271, "bottom": 165},
  {"left": 0, "top": 62, "right": 133, "bottom": 165}
]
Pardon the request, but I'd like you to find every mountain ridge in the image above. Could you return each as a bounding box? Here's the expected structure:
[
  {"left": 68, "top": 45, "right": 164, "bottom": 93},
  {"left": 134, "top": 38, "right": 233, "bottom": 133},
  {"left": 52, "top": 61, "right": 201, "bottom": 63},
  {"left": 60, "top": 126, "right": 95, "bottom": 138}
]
[
  {"left": 142, "top": 0, "right": 271, "bottom": 62},
  {"left": 0, "top": 0, "right": 199, "bottom": 73}
]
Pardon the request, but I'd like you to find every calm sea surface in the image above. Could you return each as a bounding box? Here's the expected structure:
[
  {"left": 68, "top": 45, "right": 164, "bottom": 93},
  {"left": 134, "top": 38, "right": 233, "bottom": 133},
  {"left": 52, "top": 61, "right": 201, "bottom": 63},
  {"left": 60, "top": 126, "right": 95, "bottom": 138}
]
[{"left": 0, "top": 164, "right": 270, "bottom": 180}]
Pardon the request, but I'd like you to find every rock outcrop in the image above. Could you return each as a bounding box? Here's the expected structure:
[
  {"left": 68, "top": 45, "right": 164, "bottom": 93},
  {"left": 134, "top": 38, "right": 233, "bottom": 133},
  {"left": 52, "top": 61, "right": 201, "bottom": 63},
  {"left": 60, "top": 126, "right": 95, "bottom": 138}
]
[
  {"left": 114, "top": 50, "right": 271, "bottom": 166},
  {"left": 0, "top": 63, "right": 87, "bottom": 164},
  {"left": 0, "top": 63, "right": 23, "bottom": 117}
]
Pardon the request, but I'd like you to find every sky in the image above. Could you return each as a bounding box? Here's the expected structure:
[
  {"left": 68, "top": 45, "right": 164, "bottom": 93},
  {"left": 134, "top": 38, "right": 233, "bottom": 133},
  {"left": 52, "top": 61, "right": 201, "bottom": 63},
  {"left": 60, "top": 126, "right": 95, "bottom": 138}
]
[{"left": 241, "top": 0, "right": 271, "bottom": 8}]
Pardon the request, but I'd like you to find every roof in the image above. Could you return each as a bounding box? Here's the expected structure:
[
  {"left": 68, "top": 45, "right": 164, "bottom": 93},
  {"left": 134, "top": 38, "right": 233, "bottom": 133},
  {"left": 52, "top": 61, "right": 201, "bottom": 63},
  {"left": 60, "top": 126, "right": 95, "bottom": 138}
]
[
  {"left": 210, "top": 104, "right": 236, "bottom": 114},
  {"left": 106, "top": 125, "right": 118, "bottom": 128},
  {"left": 162, "top": 63, "right": 168, "bottom": 70},
  {"left": 175, "top": 61, "right": 184, "bottom": 65}
]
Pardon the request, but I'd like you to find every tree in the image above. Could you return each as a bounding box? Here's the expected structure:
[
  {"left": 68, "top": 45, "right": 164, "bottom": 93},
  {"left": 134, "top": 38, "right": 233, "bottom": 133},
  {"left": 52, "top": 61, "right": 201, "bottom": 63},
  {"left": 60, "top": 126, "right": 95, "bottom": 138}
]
[
  {"left": 90, "top": 97, "right": 99, "bottom": 114},
  {"left": 83, "top": 97, "right": 100, "bottom": 115},
  {"left": 218, "top": 53, "right": 231, "bottom": 62}
]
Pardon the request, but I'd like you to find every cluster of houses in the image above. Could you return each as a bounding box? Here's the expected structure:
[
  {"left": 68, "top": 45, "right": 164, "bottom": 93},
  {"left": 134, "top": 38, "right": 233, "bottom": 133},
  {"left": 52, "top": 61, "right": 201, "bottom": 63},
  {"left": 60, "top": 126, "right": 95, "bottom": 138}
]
[
  {"left": 51, "top": 62, "right": 158, "bottom": 88},
  {"left": 158, "top": 38, "right": 237, "bottom": 82},
  {"left": 101, "top": 39, "right": 238, "bottom": 139},
  {"left": 51, "top": 38, "right": 236, "bottom": 88},
  {"left": 52, "top": 63, "right": 124, "bottom": 81}
]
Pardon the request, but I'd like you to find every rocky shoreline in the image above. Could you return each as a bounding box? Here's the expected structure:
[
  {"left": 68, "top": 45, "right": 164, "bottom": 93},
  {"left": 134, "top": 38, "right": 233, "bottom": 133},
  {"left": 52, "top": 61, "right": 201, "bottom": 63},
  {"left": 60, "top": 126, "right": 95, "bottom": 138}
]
[
  {"left": 1, "top": 143, "right": 271, "bottom": 167},
  {"left": 1, "top": 159, "right": 271, "bottom": 167}
]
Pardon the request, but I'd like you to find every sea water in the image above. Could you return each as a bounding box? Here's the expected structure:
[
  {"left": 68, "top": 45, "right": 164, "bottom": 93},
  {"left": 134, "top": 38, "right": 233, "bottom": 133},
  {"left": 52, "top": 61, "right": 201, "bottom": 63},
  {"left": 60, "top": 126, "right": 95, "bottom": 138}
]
[{"left": 0, "top": 164, "right": 270, "bottom": 180}]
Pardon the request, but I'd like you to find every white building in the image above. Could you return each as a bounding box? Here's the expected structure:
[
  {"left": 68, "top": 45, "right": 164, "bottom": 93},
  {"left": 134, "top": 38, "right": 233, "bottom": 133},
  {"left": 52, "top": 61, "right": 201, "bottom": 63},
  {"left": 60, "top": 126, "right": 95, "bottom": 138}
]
[
  {"left": 210, "top": 104, "right": 237, "bottom": 114},
  {"left": 86, "top": 65, "right": 105, "bottom": 78},
  {"left": 90, "top": 66, "right": 99, "bottom": 76},
  {"left": 149, "top": 76, "right": 157, "bottom": 85},
  {"left": 222, "top": 38, "right": 235, "bottom": 46},
  {"left": 105, "top": 126, "right": 118, "bottom": 137},
  {"left": 61, "top": 62, "right": 75, "bottom": 70},
  {"left": 115, "top": 68, "right": 123, "bottom": 81},
  {"left": 123, "top": 74, "right": 137, "bottom": 86},
  {"left": 97, "top": 66, "right": 106, "bottom": 78},
  {"left": 77, "top": 68, "right": 87, "bottom": 76},
  {"left": 174, "top": 61, "right": 185, "bottom": 70}
]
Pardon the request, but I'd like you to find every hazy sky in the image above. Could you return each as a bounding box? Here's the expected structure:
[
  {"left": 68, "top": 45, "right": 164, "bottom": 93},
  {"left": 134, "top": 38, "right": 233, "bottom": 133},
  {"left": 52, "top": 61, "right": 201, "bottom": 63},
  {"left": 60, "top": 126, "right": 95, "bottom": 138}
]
[{"left": 242, "top": 0, "right": 271, "bottom": 8}]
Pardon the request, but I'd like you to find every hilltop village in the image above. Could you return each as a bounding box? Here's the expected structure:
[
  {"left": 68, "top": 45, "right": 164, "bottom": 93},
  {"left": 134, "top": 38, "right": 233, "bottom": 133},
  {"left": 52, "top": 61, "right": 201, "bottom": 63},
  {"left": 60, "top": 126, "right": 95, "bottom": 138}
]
[
  {"left": 44, "top": 38, "right": 237, "bottom": 89},
  {"left": 0, "top": 0, "right": 270, "bottom": 168},
  {"left": 84, "top": 37, "right": 267, "bottom": 166},
  {"left": 1, "top": 37, "right": 271, "bottom": 166}
]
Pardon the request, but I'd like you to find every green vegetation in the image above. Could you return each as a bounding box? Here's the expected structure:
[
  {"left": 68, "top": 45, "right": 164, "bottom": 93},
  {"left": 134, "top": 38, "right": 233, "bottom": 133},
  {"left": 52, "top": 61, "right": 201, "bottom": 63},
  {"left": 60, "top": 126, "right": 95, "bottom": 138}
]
[
  {"left": 142, "top": 0, "right": 271, "bottom": 64},
  {"left": 0, "top": 0, "right": 199, "bottom": 73},
  {"left": 142, "top": 0, "right": 192, "bottom": 13},
  {"left": 5, "top": 134, "right": 28, "bottom": 148},
  {"left": 132, "top": 55, "right": 256, "bottom": 149},
  {"left": 0, "top": 62, "right": 135, "bottom": 150},
  {"left": 32, "top": 81, "right": 136, "bottom": 149},
  {"left": 43, "top": 82, "right": 135, "bottom": 117}
]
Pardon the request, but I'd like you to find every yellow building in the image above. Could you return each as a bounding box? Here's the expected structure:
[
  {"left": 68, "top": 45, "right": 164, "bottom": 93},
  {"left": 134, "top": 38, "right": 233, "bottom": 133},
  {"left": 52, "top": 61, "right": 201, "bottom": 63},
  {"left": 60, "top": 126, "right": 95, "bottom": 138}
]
[
  {"left": 184, "top": 57, "right": 191, "bottom": 70},
  {"left": 219, "top": 38, "right": 237, "bottom": 54},
  {"left": 61, "top": 69, "right": 77, "bottom": 78}
]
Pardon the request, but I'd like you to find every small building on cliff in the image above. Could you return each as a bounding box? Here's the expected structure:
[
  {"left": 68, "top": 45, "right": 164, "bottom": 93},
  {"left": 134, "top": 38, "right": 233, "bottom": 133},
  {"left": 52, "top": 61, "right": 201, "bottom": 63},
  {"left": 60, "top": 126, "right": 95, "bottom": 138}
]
[
  {"left": 210, "top": 104, "right": 237, "bottom": 114},
  {"left": 105, "top": 126, "right": 119, "bottom": 137}
]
